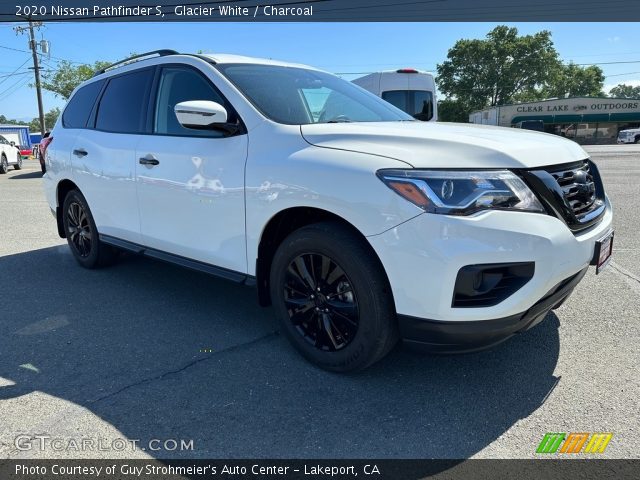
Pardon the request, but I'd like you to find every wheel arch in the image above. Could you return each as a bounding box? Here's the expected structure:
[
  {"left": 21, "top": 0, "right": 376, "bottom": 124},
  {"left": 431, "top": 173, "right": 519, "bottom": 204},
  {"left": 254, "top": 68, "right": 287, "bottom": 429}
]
[
  {"left": 56, "top": 179, "right": 80, "bottom": 238},
  {"left": 255, "top": 206, "right": 393, "bottom": 307}
]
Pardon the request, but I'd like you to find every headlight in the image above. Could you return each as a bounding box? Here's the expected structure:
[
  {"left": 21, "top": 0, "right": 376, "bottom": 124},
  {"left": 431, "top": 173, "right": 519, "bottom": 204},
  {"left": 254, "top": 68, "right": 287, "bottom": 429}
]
[{"left": 377, "top": 169, "right": 545, "bottom": 215}]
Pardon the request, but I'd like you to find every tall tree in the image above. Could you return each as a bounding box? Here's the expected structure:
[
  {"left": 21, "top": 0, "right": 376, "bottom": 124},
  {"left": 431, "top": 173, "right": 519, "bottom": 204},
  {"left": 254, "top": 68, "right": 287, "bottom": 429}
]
[
  {"left": 437, "top": 26, "right": 560, "bottom": 114},
  {"left": 543, "top": 63, "right": 604, "bottom": 98},
  {"left": 609, "top": 83, "right": 640, "bottom": 98},
  {"left": 41, "top": 60, "right": 110, "bottom": 99},
  {"left": 29, "top": 108, "right": 60, "bottom": 132},
  {"left": 437, "top": 99, "right": 469, "bottom": 123}
]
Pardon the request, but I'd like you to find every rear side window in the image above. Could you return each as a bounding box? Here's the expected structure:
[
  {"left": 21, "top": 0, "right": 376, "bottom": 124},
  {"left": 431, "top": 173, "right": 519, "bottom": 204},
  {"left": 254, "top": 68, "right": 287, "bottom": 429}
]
[
  {"left": 96, "top": 69, "right": 154, "bottom": 133},
  {"left": 62, "top": 80, "right": 104, "bottom": 129}
]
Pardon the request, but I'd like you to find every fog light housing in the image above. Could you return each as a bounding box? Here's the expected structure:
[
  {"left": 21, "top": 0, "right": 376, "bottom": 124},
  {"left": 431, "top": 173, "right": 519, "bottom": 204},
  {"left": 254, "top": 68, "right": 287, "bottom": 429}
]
[{"left": 452, "top": 262, "right": 535, "bottom": 308}]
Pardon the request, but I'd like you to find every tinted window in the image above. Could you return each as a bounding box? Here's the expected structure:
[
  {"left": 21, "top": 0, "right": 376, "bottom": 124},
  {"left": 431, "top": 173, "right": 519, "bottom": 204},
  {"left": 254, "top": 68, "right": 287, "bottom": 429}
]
[
  {"left": 382, "top": 90, "right": 433, "bottom": 121},
  {"left": 96, "top": 69, "right": 153, "bottom": 133},
  {"left": 217, "top": 64, "right": 411, "bottom": 125},
  {"left": 413, "top": 91, "right": 434, "bottom": 121},
  {"left": 381, "top": 91, "right": 407, "bottom": 112},
  {"left": 62, "top": 80, "right": 104, "bottom": 129},
  {"left": 154, "top": 67, "right": 227, "bottom": 137}
]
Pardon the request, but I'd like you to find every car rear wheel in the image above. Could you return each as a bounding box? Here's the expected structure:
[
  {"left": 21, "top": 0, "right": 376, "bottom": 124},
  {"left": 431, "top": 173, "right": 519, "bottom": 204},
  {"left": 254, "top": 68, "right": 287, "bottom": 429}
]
[
  {"left": 62, "top": 189, "right": 118, "bottom": 269},
  {"left": 0, "top": 155, "right": 8, "bottom": 174},
  {"left": 14, "top": 153, "right": 22, "bottom": 170},
  {"left": 270, "top": 221, "right": 398, "bottom": 372}
]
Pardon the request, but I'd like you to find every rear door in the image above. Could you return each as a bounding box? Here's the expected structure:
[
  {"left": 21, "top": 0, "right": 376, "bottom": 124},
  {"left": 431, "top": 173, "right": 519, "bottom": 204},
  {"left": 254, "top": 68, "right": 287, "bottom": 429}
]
[
  {"left": 72, "top": 68, "right": 154, "bottom": 244},
  {"left": 134, "top": 64, "right": 248, "bottom": 273}
]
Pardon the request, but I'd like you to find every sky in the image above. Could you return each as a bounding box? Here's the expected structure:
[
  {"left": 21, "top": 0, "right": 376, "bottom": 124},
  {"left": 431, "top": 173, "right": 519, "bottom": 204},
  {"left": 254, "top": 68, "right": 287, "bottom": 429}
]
[{"left": 1, "top": 21, "right": 640, "bottom": 121}]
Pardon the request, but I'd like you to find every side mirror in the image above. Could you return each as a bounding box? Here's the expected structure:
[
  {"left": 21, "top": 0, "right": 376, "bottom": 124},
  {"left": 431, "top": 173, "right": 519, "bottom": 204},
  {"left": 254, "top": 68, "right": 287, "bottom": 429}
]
[
  {"left": 10, "top": 141, "right": 15, "bottom": 147},
  {"left": 174, "top": 101, "right": 227, "bottom": 130}
]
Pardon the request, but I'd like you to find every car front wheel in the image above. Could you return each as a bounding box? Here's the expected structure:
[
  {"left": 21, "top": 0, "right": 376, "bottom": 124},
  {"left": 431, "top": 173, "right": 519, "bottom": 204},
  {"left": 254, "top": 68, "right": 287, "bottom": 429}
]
[
  {"left": 62, "top": 189, "right": 117, "bottom": 268},
  {"left": 0, "top": 155, "right": 8, "bottom": 174},
  {"left": 14, "top": 153, "right": 22, "bottom": 170},
  {"left": 270, "top": 221, "right": 398, "bottom": 372}
]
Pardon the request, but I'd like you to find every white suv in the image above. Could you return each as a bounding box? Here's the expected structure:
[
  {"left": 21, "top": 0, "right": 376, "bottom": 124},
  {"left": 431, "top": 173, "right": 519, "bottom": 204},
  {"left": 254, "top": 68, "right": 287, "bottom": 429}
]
[
  {"left": 43, "top": 51, "right": 614, "bottom": 371},
  {"left": 0, "top": 134, "right": 23, "bottom": 173},
  {"left": 617, "top": 127, "right": 640, "bottom": 144}
]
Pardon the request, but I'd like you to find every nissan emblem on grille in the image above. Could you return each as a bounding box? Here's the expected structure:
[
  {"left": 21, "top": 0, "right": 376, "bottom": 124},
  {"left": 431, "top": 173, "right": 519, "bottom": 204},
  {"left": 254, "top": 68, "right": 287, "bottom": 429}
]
[{"left": 551, "top": 162, "right": 599, "bottom": 218}]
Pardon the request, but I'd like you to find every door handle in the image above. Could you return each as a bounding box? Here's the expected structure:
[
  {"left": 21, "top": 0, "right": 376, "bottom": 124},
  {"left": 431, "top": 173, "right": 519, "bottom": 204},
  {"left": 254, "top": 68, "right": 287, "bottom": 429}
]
[
  {"left": 139, "top": 155, "right": 159, "bottom": 166},
  {"left": 73, "top": 148, "right": 88, "bottom": 158}
]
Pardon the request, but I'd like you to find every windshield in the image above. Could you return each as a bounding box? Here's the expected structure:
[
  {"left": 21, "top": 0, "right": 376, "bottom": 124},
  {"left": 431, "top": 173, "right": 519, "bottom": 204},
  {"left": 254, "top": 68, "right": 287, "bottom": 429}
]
[{"left": 216, "top": 64, "right": 413, "bottom": 125}]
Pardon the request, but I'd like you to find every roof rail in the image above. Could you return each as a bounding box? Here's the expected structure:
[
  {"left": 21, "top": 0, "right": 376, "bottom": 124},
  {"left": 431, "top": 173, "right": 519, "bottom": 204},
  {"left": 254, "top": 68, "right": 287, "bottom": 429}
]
[{"left": 94, "top": 49, "right": 179, "bottom": 77}]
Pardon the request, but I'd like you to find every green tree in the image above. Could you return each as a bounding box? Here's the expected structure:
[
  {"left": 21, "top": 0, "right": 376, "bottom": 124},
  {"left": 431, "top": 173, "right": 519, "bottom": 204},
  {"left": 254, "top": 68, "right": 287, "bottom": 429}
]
[
  {"left": 0, "top": 115, "right": 20, "bottom": 125},
  {"left": 437, "top": 26, "right": 560, "bottom": 114},
  {"left": 29, "top": 108, "right": 60, "bottom": 132},
  {"left": 41, "top": 60, "right": 110, "bottom": 99},
  {"left": 437, "top": 98, "right": 469, "bottom": 123},
  {"left": 543, "top": 63, "right": 604, "bottom": 98},
  {"left": 609, "top": 83, "right": 640, "bottom": 98}
]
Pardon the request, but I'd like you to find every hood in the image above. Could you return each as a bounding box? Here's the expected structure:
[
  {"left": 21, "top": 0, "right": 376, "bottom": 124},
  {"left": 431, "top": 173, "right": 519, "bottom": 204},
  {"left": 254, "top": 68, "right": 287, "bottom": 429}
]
[{"left": 300, "top": 122, "right": 588, "bottom": 169}]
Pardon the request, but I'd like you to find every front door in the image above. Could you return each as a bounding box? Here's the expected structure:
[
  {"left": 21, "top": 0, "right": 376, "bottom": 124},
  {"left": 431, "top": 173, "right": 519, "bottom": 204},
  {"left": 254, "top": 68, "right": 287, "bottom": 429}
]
[{"left": 135, "top": 65, "right": 248, "bottom": 274}]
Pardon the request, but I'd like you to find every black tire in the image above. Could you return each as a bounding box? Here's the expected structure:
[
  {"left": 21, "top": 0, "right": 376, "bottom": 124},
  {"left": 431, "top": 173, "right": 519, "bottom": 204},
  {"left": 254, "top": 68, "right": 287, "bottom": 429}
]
[
  {"left": 0, "top": 154, "right": 7, "bottom": 174},
  {"left": 14, "top": 153, "right": 22, "bottom": 170},
  {"left": 635, "top": 136, "right": 640, "bottom": 144},
  {"left": 270, "top": 221, "right": 398, "bottom": 372},
  {"left": 62, "top": 189, "right": 118, "bottom": 269}
]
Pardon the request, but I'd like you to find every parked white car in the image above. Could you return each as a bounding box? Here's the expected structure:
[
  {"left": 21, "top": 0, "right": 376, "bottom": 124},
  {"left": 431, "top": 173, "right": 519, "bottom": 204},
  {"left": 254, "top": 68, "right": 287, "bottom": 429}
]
[
  {"left": 0, "top": 134, "right": 23, "bottom": 173},
  {"left": 617, "top": 127, "right": 640, "bottom": 144},
  {"left": 43, "top": 51, "right": 613, "bottom": 371}
]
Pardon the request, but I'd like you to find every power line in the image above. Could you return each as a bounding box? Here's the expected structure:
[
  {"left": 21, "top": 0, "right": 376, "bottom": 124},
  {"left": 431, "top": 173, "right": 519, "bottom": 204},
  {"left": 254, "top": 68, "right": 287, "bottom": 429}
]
[
  {"left": 0, "top": 74, "right": 31, "bottom": 101},
  {"left": 0, "top": 44, "right": 90, "bottom": 66},
  {"left": 606, "top": 71, "right": 640, "bottom": 78},
  {"left": 0, "top": 57, "right": 30, "bottom": 86},
  {"left": 0, "top": 71, "right": 30, "bottom": 80}
]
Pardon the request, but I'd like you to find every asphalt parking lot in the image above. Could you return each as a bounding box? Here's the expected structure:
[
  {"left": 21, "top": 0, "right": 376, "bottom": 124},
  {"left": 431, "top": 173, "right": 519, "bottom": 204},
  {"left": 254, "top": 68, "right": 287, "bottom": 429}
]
[{"left": 0, "top": 147, "right": 638, "bottom": 460}]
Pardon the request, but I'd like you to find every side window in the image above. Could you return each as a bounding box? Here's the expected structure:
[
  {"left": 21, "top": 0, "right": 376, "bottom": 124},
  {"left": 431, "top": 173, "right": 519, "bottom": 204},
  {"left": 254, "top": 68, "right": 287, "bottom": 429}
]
[
  {"left": 96, "top": 69, "right": 153, "bottom": 133},
  {"left": 62, "top": 80, "right": 104, "bottom": 129},
  {"left": 154, "top": 67, "right": 228, "bottom": 137}
]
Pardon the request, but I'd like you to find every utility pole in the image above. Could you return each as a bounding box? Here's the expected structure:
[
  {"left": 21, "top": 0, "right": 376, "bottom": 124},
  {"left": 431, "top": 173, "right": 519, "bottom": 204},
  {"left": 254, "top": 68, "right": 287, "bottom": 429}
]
[{"left": 15, "top": 21, "right": 46, "bottom": 136}]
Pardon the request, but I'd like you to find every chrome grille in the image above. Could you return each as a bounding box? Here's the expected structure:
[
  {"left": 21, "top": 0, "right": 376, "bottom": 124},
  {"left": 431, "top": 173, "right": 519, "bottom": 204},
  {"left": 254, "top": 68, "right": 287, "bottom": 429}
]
[{"left": 549, "top": 161, "right": 598, "bottom": 219}]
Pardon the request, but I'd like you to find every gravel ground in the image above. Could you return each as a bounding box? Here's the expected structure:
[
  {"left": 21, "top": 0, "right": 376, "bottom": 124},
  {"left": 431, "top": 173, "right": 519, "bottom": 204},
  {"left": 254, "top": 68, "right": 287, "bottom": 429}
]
[{"left": 0, "top": 148, "right": 638, "bottom": 460}]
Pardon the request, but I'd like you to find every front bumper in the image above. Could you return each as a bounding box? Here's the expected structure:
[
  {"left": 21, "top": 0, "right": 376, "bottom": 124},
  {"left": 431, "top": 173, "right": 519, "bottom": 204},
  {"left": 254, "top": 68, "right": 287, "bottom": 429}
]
[
  {"left": 367, "top": 197, "right": 613, "bottom": 346},
  {"left": 398, "top": 266, "right": 586, "bottom": 352}
]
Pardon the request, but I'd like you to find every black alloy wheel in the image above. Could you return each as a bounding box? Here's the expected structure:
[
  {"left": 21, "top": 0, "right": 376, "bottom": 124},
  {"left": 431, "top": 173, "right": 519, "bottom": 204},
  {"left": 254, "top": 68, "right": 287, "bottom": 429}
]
[
  {"left": 62, "top": 189, "right": 118, "bottom": 268},
  {"left": 284, "top": 252, "right": 359, "bottom": 351},
  {"left": 270, "top": 221, "right": 398, "bottom": 372},
  {"left": 66, "top": 201, "right": 92, "bottom": 258}
]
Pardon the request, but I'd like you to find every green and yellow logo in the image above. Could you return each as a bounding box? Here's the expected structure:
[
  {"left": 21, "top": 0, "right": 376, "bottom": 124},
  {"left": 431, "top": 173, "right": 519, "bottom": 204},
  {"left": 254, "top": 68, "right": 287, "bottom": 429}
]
[{"left": 536, "top": 432, "right": 613, "bottom": 454}]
